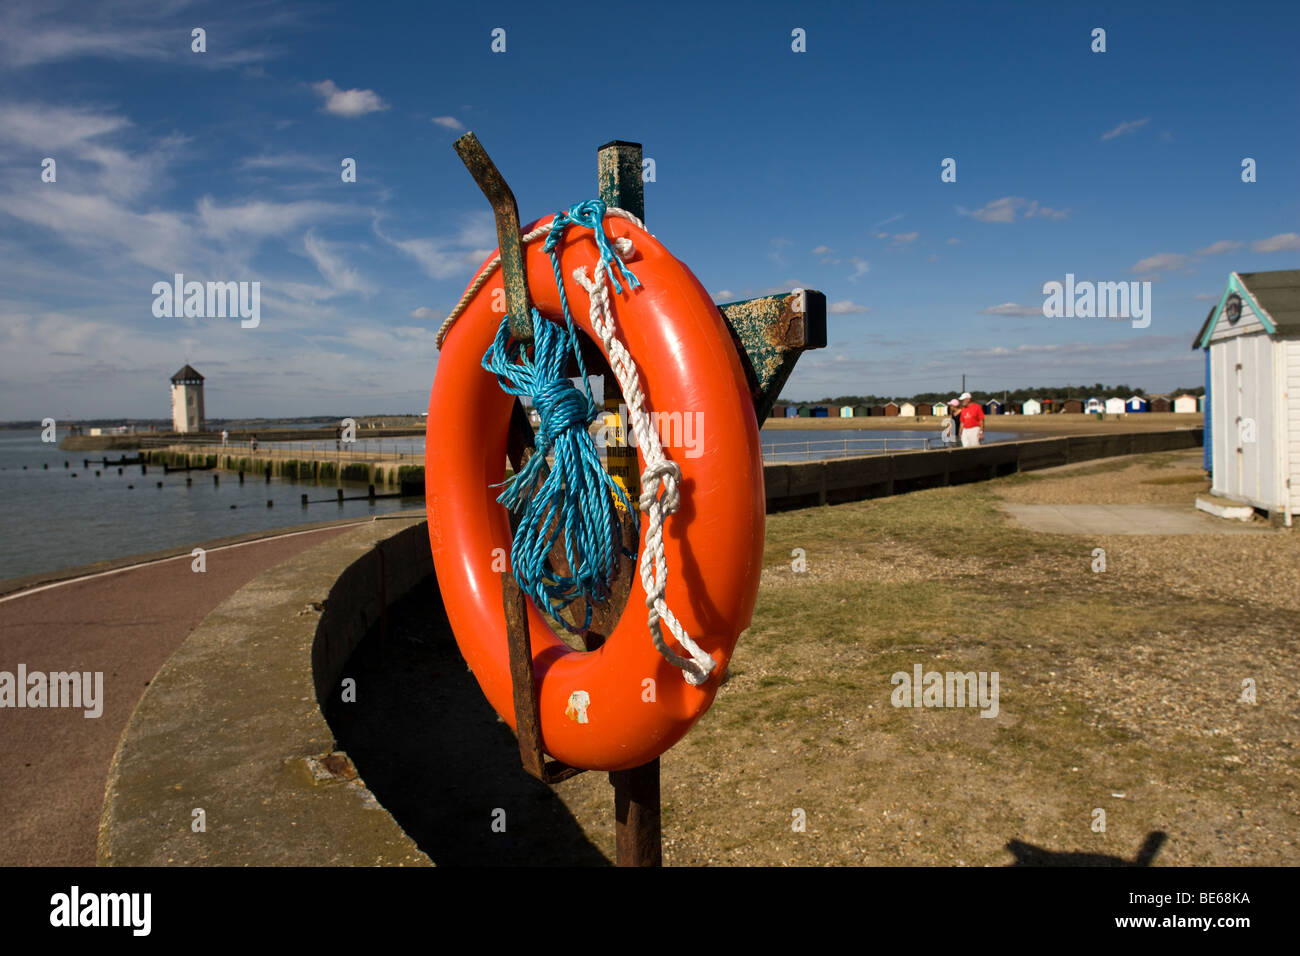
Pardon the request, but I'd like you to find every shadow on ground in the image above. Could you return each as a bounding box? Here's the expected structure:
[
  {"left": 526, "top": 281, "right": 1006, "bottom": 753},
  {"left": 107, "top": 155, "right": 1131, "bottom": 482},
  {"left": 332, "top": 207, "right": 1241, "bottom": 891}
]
[
  {"left": 1005, "top": 832, "right": 1167, "bottom": 866},
  {"left": 325, "top": 580, "right": 610, "bottom": 866}
]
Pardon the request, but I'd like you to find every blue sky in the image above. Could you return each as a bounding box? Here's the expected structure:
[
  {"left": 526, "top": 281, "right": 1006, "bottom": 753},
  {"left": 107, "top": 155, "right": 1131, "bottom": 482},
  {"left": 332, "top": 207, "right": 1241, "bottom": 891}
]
[{"left": 1, "top": 0, "right": 1297, "bottom": 419}]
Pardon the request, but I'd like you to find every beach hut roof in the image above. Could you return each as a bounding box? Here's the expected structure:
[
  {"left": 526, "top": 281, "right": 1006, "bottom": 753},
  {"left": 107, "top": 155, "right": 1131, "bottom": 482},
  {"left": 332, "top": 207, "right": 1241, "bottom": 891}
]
[{"left": 1192, "top": 269, "right": 1300, "bottom": 349}]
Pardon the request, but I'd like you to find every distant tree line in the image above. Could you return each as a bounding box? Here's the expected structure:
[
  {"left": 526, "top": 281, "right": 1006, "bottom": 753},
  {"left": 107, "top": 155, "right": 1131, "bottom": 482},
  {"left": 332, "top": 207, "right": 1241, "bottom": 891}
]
[{"left": 788, "top": 383, "right": 1206, "bottom": 406}]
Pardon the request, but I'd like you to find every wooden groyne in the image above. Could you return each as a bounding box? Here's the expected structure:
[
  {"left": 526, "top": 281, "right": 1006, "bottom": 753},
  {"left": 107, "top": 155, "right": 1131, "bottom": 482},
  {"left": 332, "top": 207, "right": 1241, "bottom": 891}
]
[{"left": 143, "top": 444, "right": 425, "bottom": 494}]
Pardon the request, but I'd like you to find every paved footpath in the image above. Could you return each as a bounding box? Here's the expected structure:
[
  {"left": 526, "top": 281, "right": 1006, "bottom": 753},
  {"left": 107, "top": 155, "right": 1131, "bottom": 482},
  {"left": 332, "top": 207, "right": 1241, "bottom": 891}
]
[
  {"left": 1001, "top": 503, "right": 1269, "bottom": 535},
  {"left": 0, "top": 523, "right": 362, "bottom": 866}
]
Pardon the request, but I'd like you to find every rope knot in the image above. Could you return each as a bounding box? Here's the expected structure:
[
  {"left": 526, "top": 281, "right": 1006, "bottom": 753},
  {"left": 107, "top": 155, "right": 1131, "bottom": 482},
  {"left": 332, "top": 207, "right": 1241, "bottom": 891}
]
[{"left": 532, "top": 378, "right": 595, "bottom": 445}]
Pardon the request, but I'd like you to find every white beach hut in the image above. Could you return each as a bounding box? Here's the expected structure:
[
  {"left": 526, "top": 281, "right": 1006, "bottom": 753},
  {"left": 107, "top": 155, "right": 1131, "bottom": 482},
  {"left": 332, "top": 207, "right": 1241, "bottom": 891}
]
[
  {"left": 839, "top": 405, "right": 854, "bottom": 418},
  {"left": 1173, "top": 394, "right": 1198, "bottom": 413},
  {"left": 1193, "top": 269, "right": 1300, "bottom": 525},
  {"left": 1084, "top": 397, "right": 1104, "bottom": 414},
  {"left": 1020, "top": 398, "right": 1041, "bottom": 415},
  {"left": 899, "top": 402, "right": 916, "bottom": 417},
  {"left": 1105, "top": 397, "right": 1126, "bottom": 415},
  {"left": 931, "top": 402, "right": 947, "bottom": 416}
]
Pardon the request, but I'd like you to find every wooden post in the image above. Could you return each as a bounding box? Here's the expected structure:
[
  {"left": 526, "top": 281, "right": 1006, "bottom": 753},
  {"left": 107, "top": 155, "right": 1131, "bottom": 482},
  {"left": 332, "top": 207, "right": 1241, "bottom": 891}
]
[{"left": 597, "top": 140, "right": 663, "bottom": 868}]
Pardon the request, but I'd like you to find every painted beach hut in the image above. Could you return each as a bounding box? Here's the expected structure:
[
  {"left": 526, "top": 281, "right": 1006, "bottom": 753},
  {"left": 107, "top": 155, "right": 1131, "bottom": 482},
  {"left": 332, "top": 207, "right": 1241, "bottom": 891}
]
[
  {"left": 869, "top": 405, "right": 885, "bottom": 417},
  {"left": 1150, "top": 396, "right": 1172, "bottom": 413},
  {"left": 931, "top": 402, "right": 948, "bottom": 416},
  {"left": 1193, "top": 269, "right": 1300, "bottom": 525},
  {"left": 1173, "top": 394, "right": 1198, "bottom": 413},
  {"left": 1126, "top": 396, "right": 1148, "bottom": 413},
  {"left": 797, "top": 404, "right": 814, "bottom": 417},
  {"left": 1084, "top": 397, "right": 1105, "bottom": 414},
  {"left": 785, "top": 404, "right": 799, "bottom": 417},
  {"left": 984, "top": 399, "right": 1002, "bottom": 415},
  {"left": 839, "top": 405, "right": 854, "bottom": 418},
  {"left": 1020, "top": 398, "right": 1042, "bottom": 415},
  {"left": 883, "top": 401, "right": 899, "bottom": 416},
  {"left": 1198, "top": 394, "right": 1205, "bottom": 413},
  {"left": 899, "top": 401, "right": 916, "bottom": 417},
  {"left": 1061, "top": 399, "right": 1084, "bottom": 414},
  {"left": 812, "top": 405, "right": 829, "bottom": 418},
  {"left": 1105, "top": 397, "right": 1126, "bottom": 415},
  {"left": 853, "top": 404, "right": 870, "bottom": 417}
]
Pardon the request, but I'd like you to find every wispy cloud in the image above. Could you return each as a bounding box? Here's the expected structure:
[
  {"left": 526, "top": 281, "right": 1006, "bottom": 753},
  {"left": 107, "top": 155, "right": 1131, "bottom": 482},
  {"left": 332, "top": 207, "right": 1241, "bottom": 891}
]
[
  {"left": 374, "top": 212, "right": 495, "bottom": 280},
  {"left": 978, "top": 302, "right": 1043, "bottom": 317},
  {"left": 1194, "top": 240, "right": 1242, "bottom": 256},
  {"left": 1252, "top": 233, "right": 1300, "bottom": 253},
  {"left": 848, "top": 257, "right": 869, "bottom": 281},
  {"left": 1101, "top": 117, "right": 1150, "bottom": 141},
  {"left": 1130, "top": 252, "right": 1191, "bottom": 274},
  {"left": 431, "top": 116, "right": 464, "bottom": 130},
  {"left": 957, "top": 197, "right": 1068, "bottom": 223},
  {"left": 828, "top": 300, "right": 869, "bottom": 314},
  {"left": 311, "top": 79, "right": 388, "bottom": 117}
]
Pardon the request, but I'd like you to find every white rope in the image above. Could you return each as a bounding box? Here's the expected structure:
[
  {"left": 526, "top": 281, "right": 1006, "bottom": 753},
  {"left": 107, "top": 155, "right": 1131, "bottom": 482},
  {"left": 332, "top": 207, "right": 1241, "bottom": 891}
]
[
  {"left": 574, "top": 252, "right": 715, "bottom": 685},
  {"left": 436, "top": 208, "right": 714, "bottom": 685}
]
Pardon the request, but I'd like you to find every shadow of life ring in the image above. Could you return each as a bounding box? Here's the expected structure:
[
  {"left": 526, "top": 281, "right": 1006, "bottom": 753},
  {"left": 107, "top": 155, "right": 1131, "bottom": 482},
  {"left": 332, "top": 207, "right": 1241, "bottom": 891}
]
[{"left": 426, "top": 214, "right": 765, "bottom": 771}]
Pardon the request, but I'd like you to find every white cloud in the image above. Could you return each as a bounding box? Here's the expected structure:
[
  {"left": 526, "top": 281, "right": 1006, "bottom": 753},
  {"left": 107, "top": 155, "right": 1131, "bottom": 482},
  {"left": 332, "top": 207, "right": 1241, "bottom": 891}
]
[
  {"left": 410, "top": 306, "right": 441, "bottom": 319},
  {"left": 848, "top": 257, "right": 869, "bottom": 281},
  {"left": 431, "top": 116, "right": 464, "bottom": 130},
  {"left": 1195, "top": 240, "right": 1242, "bottom": 256},
  {"left": 1252, "top": 233, "right": 1300, "bottom": 253},
  {"left": 962, "top": 197, "right": 1021, "bottom": 223},
  {"left": 892, "top": 232, "right": 919, "bottom": 244},
  {"left": 1130, "top": 252, "right": 1190, "bottom": 274},
  {"left": 198, "top": 198, "right": 354, "bottom": 240},
  {"left": 828, "top": 300, "right": 869, "bottom": 314},
  {"left": 810, "top": 245, "right": 831, "bottom": 255},
  {"left": 311, "top": 79, "right": 388, "bottom": 117},
  {"left": 978, "top": 302, "right": 1043, "bottom": 317},
  {"left": 374, "top": 212, "right": 495, "bottom": 280},
  {"left": 1101, "top": 118, "right": 1150, "bottom": 141},
  {"left": 302, "top": 231, "right": 373, "bottom": 296}
]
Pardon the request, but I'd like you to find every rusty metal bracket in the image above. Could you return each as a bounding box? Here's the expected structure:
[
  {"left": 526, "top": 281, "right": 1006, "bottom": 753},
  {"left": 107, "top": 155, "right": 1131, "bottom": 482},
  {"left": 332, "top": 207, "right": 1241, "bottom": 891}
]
[
  {"left": 500, "top": 572, "right": 584, "bottom": 784},
  {"left": 453, "top": 132, "right": 534, "bottom": 342},
  {"left": 717, "top": 289, "right": 828, "bottom": 426}
]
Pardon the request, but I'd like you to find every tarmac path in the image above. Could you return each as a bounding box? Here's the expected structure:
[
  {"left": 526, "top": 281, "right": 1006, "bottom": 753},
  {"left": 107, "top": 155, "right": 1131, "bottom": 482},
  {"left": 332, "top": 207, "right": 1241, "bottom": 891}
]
[{"left": 0, "top": 523, "right": 360, "bottom": 866}]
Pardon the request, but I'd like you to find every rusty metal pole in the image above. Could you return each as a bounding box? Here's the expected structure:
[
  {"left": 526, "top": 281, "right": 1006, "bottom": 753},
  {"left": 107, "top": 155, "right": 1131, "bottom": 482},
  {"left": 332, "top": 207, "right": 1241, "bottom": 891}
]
[{"left": 597, "top": 140, "right": 663, "bottom": 867}]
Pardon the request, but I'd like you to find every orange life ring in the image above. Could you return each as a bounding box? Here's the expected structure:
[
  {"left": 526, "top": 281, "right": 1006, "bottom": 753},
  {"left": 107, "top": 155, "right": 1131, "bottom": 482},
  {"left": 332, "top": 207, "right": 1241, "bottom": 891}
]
[{"left": 425, "top": 213, "right": 764, "bottom": 771}]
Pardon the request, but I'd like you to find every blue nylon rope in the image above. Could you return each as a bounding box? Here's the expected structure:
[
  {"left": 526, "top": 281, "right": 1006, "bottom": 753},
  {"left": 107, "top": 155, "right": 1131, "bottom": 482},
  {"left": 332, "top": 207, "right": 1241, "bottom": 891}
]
[{"left": 481, "top": 200, "right": 639, "bottom": 633}]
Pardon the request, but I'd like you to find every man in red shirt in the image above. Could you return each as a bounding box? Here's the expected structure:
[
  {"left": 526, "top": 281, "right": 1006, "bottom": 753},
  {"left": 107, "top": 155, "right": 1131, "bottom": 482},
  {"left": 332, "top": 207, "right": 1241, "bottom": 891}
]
[{"left": 959, "top": 392, "right": 984, "bottom": 446}]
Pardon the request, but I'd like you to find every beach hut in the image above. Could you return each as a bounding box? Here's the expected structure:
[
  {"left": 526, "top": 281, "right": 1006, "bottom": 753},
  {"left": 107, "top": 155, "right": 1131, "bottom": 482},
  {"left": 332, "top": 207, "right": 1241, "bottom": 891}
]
[
  {"left": 1061, "top": 399, "right": 1084, "bottom": 414},
  {"left": 1020, "top": 398, "right": 1042, "bottom": 415},
  {"left": 931, "top": 402, "right": 948, "bottom": 416},
  {"left": 784, "top": 405, "right": 799, "bottom": 417},
  {"left": 1126, "top": 396, "right": 1148, "bottom": 413},
  {"left": 868, "top": 405, "right": 885, "bottom": 417},
  {"left": 899, "top": 402, "right": 916, "bottom": 417},
  {"left": 984, "top": 399, "right": 1002, "bottom": 415},
  {"left": 883, "top": 402, "right": 899, "bottom": 416},
  {"left": 839, "top": 405, "right": 854, "bottom": 418},
  {"left": 1105, "top": 397, "right": 1126, "bottom": 415},
  {"left": 1197, "top": 394, "right": 1205, "bottom": 413},
  {"left": 1084, "top": 397, "right": 1104, "bottom": 414},
  {"left": 1193, "top": 269, "right": 1300, "bottom": 524},
  {"left": 773, "top": 404, "right": 788, "bottom": 418},
  {"left": 1150, "top": 396, "right": 1172, "bottom": 413},
  {"left": 1173, "top": 394, "right": 1198, "bottom": 413},
  {"left": 854, "top": 404, "right": 871, "bottom": 417},
  {"left": 1040, "top": 398, "right": 1057, "bottom": 414},
  {"left": 797, "top": 404, "right": 813, "bottom": 417},
  {"left": 812, "top": 405, "right": 829, "bottom": 418}
]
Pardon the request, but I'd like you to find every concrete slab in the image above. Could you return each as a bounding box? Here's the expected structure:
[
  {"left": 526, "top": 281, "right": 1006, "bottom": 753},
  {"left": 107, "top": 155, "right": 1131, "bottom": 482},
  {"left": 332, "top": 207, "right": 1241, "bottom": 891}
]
[{"left": 1001, "top": 503, "right": 1269, "bottom": 535}]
